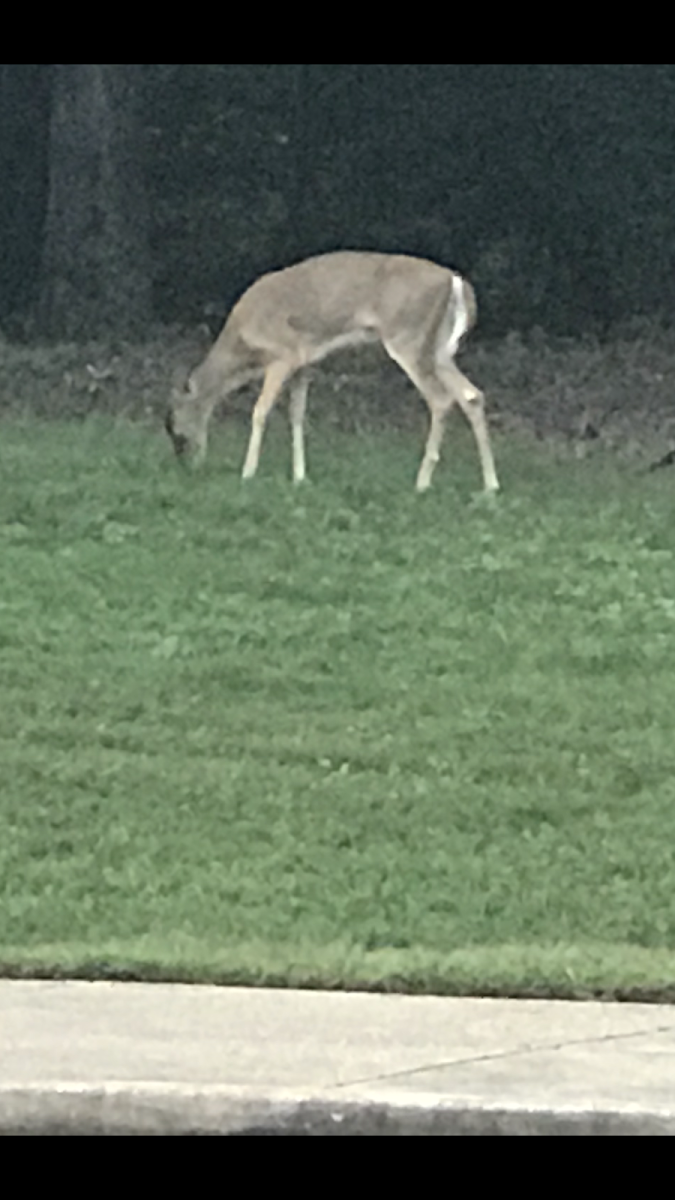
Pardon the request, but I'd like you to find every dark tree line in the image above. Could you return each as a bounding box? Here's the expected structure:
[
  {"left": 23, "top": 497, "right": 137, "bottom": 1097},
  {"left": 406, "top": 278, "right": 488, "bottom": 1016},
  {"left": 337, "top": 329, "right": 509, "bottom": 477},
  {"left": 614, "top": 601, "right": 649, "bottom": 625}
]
[{"left": 1, "top": 64, "right": 675, "bottom": 339}]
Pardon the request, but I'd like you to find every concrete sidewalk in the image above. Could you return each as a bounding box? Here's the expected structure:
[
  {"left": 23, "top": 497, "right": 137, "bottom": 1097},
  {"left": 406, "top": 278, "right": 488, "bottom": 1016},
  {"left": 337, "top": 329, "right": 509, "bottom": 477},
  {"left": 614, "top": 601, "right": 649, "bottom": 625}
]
[{"left": 1, "top": 980, "right": 674, "bottom": 1134}]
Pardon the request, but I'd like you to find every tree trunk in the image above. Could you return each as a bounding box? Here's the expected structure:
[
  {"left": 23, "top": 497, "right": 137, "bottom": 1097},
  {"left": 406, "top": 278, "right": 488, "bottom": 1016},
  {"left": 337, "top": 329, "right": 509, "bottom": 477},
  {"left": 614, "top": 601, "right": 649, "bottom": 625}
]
[
  {"left": 0, "top": 65, "right": 51, "bottom": 328},
  {"left": 39, "top": 64, "right": 151, "bottom": 338}
]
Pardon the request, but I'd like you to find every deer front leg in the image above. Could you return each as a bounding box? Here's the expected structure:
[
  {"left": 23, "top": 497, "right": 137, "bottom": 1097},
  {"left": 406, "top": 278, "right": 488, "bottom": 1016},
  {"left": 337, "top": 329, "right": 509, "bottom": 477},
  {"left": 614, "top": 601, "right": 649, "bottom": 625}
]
[
  {"left": 242, "top": 361, "right": 294, "bottom": 480},
  {"left": 288, "top": 373, "right": 309, "bottom": 484}
]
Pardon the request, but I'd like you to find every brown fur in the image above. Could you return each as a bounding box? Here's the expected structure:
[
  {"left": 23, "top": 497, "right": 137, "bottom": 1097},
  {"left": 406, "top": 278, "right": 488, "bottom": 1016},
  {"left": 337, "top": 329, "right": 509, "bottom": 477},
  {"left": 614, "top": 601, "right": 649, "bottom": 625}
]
[{"left": 166, "top": 251, "right": 499, "bottom": 493}]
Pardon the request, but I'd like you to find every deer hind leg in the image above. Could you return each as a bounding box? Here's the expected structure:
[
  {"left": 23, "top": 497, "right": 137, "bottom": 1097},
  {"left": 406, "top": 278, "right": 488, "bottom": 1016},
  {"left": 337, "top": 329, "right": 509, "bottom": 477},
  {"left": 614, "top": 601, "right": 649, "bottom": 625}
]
[
  {"left": 416, "top": 401, "right": 450, "bottom": 492},
  {"left": 383, "top": 340, "right": 456, "bottom": 492},
  {"left": 242, "top": 360, "right": 296, "bottom": 480},
  {"left": 439, "top": 360, "right": 500, "bottom": 493},
  {"left": 288, "top": 371, "right": 309, "bottom": 483}
]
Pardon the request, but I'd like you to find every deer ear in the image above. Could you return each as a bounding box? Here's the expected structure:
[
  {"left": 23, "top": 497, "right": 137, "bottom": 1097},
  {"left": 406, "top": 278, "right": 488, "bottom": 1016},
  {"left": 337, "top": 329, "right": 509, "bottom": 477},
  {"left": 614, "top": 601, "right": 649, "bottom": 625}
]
[
  {"left": 169, "top": 375, "right": 195, "bottom": 404},
  {"left": 169, "top": 364, "right": 190, "bottom": 394}
]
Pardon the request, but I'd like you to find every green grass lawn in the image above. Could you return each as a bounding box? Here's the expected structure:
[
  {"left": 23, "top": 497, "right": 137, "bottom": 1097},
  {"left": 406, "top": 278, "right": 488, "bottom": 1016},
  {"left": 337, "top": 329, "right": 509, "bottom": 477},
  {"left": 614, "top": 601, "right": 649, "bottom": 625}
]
[{"left": 2, "top": 413, "right": 675, "bottom": 998}]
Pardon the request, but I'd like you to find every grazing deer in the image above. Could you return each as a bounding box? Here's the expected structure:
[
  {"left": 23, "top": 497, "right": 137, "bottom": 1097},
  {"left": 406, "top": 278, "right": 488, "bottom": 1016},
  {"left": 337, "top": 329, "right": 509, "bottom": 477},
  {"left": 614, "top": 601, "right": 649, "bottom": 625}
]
[{"left": 165, "top": 251, "right": 499, "bottom": 493}]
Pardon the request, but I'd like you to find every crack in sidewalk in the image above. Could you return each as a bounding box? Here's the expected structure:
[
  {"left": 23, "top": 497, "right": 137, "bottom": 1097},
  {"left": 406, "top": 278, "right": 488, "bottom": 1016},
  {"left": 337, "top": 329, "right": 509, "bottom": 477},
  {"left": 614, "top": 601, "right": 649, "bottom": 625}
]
[{"left": 329, "top": 1021, "right": 675, "bottom": 1090}]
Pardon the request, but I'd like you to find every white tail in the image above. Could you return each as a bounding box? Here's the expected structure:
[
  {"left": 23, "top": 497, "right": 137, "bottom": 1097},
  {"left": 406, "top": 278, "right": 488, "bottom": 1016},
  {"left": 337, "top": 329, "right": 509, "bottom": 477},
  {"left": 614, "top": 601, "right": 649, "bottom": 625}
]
[{"left": 165, "top": 251, "right": 499, "bottom": 493}]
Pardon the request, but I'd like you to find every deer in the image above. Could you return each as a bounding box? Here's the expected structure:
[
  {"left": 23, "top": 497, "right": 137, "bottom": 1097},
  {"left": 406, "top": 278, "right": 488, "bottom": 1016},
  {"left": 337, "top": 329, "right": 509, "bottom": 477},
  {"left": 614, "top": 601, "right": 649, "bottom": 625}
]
[{"left": 165, "top": 251, "right": 499, "bottom": 494}]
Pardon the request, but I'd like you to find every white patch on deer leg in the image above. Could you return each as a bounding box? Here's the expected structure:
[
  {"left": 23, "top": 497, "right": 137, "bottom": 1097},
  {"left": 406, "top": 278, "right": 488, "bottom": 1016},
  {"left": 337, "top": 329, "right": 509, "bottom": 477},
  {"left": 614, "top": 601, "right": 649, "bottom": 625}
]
[
  {"left": 241, "top": 362, "right": 292, "bottom": 480},
  {"left": 416, "top": 409, "right": 446, "bottom": 492},
  {"left": 459, "top": 391, "right": 500, "bottom": 493},
  {"left": 242, "top": 421, "right": 263, "bottom": 479},
  {"left": 289, "top": 376, "right": 308, "bottom": 483},
  {"left": 292, "top": 423, "right": 306, "bottom": 483}
]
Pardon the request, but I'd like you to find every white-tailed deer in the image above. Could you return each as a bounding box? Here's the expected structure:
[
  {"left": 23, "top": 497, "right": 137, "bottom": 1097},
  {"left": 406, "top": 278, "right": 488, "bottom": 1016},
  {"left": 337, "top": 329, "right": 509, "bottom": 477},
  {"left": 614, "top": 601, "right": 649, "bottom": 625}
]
[{"left": 165, "top": 251, "right": 499, "bottom": 493}]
